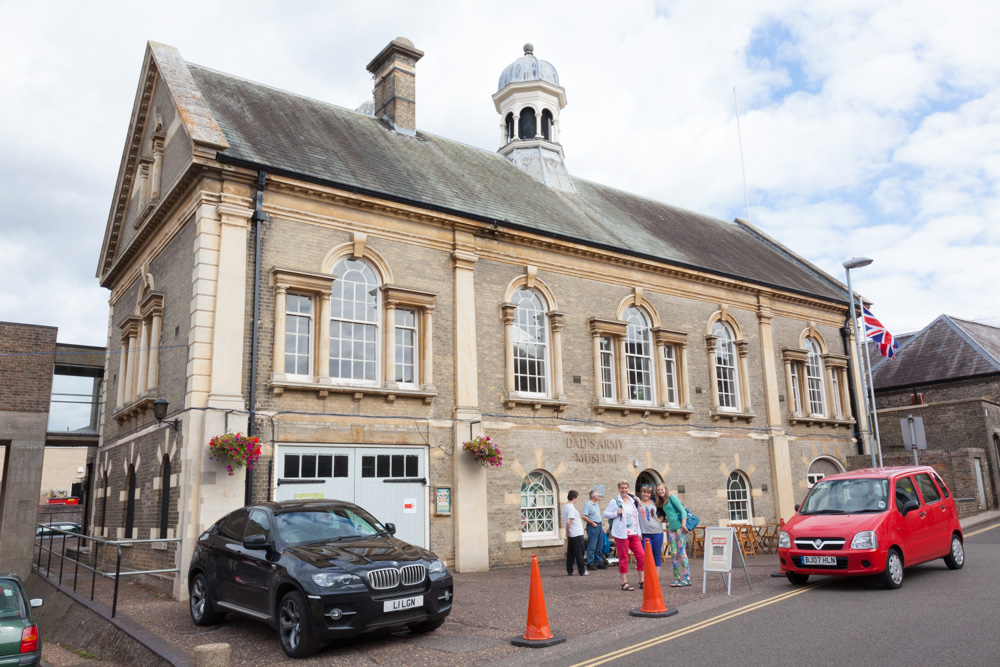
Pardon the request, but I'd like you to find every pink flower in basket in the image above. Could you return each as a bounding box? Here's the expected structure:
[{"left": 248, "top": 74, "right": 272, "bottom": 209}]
[
  {"left": 208, "top": 432, "right": 262, "bottom": 476},
  {"left": 461, "top": 435, "right": 502, "bottom": 469}
]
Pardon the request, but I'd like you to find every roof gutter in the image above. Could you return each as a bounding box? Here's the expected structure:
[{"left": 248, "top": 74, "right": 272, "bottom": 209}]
[{"left": 215, "top": 154, "right": 851, "bottom": 307}]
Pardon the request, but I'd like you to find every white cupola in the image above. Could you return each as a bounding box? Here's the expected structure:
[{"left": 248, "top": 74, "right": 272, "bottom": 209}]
[{"left": 492, "top": 44, "right": 575, "bottom": 193}]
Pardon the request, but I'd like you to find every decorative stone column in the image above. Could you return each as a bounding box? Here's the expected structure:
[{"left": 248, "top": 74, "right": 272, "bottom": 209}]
[
  {"left": 136, "top": 319, "right": 150, "bottom": 396},
  {"left": 272, "top": 286, "right": 287, "bottom": 380},
  {"left": 452, "top": 243, "right": 487, "bottom": 572},
  {"left": 421, "top": 306, "right": 434, "bottom": 389},
  {"left": 317, "top": 292, "right": 331, "bottom": 383},
  {"left": 384, "top": 299, "right": 397, "bottom": 386},
  {"left": 549, "top": 312, "right": 564, "bottom": 398},
  {"left": 705, "top": 334, "right": 720, "bottom": 408},
  {"left": 736, "top": 340, "right": 752, "bottom": 413},
  {"left": 147, "top": 302, "right": 162, "bottom": 390},
  {"left": 150, "top": 137, "right": 164, "bottom": 200},
  {"left": 500, "top": 303, "right": 516, "bottom": 394}
]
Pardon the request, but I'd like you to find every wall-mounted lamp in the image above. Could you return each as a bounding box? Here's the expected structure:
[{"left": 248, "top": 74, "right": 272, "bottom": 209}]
[{"left": 152, "top": 398, "right": 179, "bottom": 431}]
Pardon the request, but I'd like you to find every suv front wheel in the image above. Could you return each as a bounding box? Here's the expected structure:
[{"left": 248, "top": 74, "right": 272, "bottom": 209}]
[{"left": 278, "top": 590, "right": 320, "bottom": 658}]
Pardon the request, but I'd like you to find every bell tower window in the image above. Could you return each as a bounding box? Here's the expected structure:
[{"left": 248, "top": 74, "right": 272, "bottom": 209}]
[
  {"left": 505, "top": 112, "right": 515, "bottom": 142},
  {"left": 541, "top": 109, "right": 553, "bottom": 141},
  {"left": 518, "top": 107, "right": 536, "bottom": 140}
]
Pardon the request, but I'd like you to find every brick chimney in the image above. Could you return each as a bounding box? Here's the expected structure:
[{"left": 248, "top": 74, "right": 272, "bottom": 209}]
[{"left": 366, "top": 37, "right": 424, "bottom": 136}]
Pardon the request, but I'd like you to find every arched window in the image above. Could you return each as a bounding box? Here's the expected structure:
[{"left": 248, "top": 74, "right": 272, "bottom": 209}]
[
  {"left": 512, "top": 288, "right": 549, "bottom": 396},
  {"left": 330, "top": 257, "right": 381, "bottom": 384},
  {"left": 124, "top": 465, "right": 137, "bottom": 539},
  {"left": 625, "top": 307, "right": 654, "bottom": 403},
  {"left": 520, "top": 470, "right": 557, "bottom": 537},
  {"left": 541, "top": 109, "right": 553, "bottom": 141},
  {"left": 99, "top": 471, "right": 109, "bottom": 538},
  {"left": 804, "top": 337, "right": 826, "bottom": 416},
  {"left": 635, "top": 469, "right": 662, "bottom": 496},
  {"left": 807, "top": 456, "right": 844, "bottom": 487},
  {"left": 518, "top": 107, "right": 537, "bottom": 140},
  {"left": 159, "top": 455, "right": 171, "bottom": 539},
  {"left": 505, "top": 112, "right": 514, "bottom": 142},
  {"left": 713, "top": 322, "right": 740, "bottom": 410},
  {"left": 727, "top": 471, "right": 752, "bottom": 523}
]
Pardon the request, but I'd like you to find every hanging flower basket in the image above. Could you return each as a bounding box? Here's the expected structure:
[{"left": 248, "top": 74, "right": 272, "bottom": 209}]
[
  {"left": 462, "top": 435, "right": 502, "bottom": 469},
  {"left": 208, "top": 432, "right": 262, "bottom": 476}
]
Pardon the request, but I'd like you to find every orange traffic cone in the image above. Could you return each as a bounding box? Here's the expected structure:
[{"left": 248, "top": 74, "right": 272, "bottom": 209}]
[
  {"left": 630, "top": 538, "right": 679, "bottom": 618},
  {"left": 511, "top": 554, "right": 567, "bottom": 648}
]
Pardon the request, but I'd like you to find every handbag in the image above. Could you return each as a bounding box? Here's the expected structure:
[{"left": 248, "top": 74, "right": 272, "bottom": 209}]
[{"left": 685, "top": 508, "right": 700, "bottom": 531}]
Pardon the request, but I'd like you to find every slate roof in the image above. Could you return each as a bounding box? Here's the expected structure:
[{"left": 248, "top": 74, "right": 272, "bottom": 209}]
[
  {"left": 186, "top": 64, "right": 848, "bottom": 303},
  {"left": 871, "top": 315, "right": 1000, "bottom": 389}
]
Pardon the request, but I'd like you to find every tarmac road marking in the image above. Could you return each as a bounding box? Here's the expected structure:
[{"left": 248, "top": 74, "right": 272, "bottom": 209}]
[
  {"left": 568, "top": 581, "right": 827, "bottom": 667},
  {"left": 965, "top": 522, "right": 1000, "bottom": 537}
]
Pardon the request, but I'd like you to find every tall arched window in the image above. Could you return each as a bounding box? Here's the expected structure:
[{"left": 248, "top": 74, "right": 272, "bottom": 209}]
[
  {"left": 518, "top": 107, "right": 537, "bottom": 140},
  {"left": 330, "top": 257, "right": 381, "bottom": 384},
  {"left": 541, "top": 109, "right": 553, "bottom": 140},
  {"left": 505, "top": 112, "right": 515, "bottom": 142},
  {"left": 727, "top": 471, "right": 752, "bottom": 523},
  {"left": 99, "top": 471, "right": 109, "bottom": 538},
  {"left": 625, "top": 307, "right": 654, "bottom": 403},
  {"left": 804, "top": 337, "right": 826, "bottom": 416},
  {"left": 713, "top": 322, "right": 740, "bottom": 410},
  {"left": 520, "top": 470, "right": 556, "bottom": 537},
  {"left": 513, "top": 289, "right": 549, "bottom": 396},
  {"left": 124, "top": 465, "right": 137, "bottom": 539},
  {"left": 159, "top": 455, "right": 171, "bottom": 539}
]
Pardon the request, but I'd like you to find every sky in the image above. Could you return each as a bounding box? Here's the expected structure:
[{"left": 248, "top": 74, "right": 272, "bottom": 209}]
[{"left": 2, "top": 1, "right": 998, "bottom": 347}]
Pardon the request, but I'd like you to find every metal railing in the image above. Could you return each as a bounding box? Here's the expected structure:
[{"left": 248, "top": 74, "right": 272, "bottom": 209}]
[{"left": 33, "top": 523, "right": 181, "bottom": 618}]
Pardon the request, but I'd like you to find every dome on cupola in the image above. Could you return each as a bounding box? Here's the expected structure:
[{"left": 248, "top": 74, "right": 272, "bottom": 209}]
[{"left": 497, "top": 43, "right": 560, "bottom": 91}]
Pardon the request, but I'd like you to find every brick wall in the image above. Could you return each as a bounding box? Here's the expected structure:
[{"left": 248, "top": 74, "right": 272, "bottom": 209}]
[{"left": 0, "top": 322, "right": 58, "bottom": 413}]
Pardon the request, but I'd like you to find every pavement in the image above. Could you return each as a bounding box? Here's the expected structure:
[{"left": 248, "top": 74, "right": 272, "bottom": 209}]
[{"left": 37, "top": 510, "right": 1000, "bottom": 666}]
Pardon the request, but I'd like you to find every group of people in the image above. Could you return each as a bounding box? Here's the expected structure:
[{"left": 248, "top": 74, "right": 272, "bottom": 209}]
[{"left": 562, "top": 480, "right": 691, "bottom": 591}]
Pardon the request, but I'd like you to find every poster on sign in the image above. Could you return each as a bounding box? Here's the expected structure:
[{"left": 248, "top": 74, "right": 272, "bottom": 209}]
[
  {"left": 435, "top": 487, "right": 451, "bottom": 515},
  {"left": 704, "top": 526, "right": 733, "bottom": 572},
  {"left": 403, "top": 498, "right": 417, "bottom": 514}
]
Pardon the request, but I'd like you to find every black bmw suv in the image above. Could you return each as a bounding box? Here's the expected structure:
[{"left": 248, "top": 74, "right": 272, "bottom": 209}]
[{"left": 188, "top": 500, "right": 453, "bottom": 658}]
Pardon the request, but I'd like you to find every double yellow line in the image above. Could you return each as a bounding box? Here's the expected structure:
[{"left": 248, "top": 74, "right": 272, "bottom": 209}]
[{"left": 570, "top": 581, "right": 826, "bottom": 667}]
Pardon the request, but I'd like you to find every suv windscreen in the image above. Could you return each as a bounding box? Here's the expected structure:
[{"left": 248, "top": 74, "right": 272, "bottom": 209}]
[
  {"left": 0, "top": 580, "right": 27, "bottom": 620},
  {"left": 799, "top": 478, "right": 889, "bottom": 514},
  {"left": 275, "top": 507, "right": 386, "bottom": 545}
]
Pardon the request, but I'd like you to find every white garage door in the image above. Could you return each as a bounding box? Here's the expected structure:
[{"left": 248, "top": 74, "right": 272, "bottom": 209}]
[{"left": 274, "top": 445, "right": 427, "bottom": 547}]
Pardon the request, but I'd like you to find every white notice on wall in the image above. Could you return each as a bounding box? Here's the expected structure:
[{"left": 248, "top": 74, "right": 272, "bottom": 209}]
[{"left": 403, "top": 498, "right": 417, "bottom": 514}]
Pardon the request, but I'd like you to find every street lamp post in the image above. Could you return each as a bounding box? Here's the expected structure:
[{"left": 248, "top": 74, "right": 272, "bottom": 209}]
[{"left": 843, "top": 257, "right": 876, "bottom": 469}]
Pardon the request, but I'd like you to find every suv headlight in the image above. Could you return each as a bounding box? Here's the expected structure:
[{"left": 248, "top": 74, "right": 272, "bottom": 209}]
[
  {"left": 311, "top": 572, "right": 362, "bottom": 588},
  {"left": 778, "top": 531, "right": 791, "bottom": 549},
  {"left": 850, "top": 531, "right": 878, "bottom": 550},
  {"left": 428, "top": 559, "right": 447, "bottom": 575}
]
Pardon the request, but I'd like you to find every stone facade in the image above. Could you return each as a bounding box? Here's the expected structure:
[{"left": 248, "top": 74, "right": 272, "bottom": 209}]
[{"left": 92, "top": 40, "right": 872, "bottom": 597}]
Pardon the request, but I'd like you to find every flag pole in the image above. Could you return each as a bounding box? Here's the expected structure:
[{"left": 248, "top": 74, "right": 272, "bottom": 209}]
[
  {"left": 844, "top": 259, "right": 876, "bottom": 469},
  {"left": 861, "top": 329, "right": 884, "bottom": 467}
]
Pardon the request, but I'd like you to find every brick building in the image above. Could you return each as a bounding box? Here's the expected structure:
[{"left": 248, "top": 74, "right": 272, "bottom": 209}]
[
  {"left": 94, "top": 39, "right": 872, "bottom": 596},
  {"left": 869, "top": 315, "right": 1000, "bottom": 514}
]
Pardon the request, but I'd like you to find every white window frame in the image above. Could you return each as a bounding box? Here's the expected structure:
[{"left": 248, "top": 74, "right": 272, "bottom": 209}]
[
  {"left": 511, "top": 288, "right": 550, "bottom": 397},
  {"left": 599, "top": 335, "right": 616, "bottom": 401},
  {"left": 520, "top": 470, "right": 558, "bottom": 540},
  {"left": 624, "top": 307, "right": 654, "bottom": 404},
  {"left": 394, "top": 307, "right": 418, "bottom": 387},
  {"left": 713, "top": 322, "right": 740, "bottom": 412},
  {"left": 329, "top": 257, "right": 381, "bottom": 386},
  {"left": 727, "top": 471, "right": 752, "bottom": 523},
  {"left": 662, "top": 344, "right": 678, "bottom": 406},
  {"left": 804, "top": 337, "right": 826, "bottom": 416},
  {"left": 284, "top": 293, "right": 314, "bottom": 379}
]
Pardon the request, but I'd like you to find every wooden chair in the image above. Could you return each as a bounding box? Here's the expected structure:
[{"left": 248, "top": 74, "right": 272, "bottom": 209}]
[
  {"left": 730, "top": 524, "right": 757, "bottom": 558},
  {"left": 689, "top": 526, "right": 705, "bottom": 559}
]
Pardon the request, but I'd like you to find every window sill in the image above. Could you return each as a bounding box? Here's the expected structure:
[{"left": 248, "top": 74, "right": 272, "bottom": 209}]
[
  {"left": 789, "top": 415, "right": 854, "bottom": 428},
  {"left": 112, "top": 395, "right": 156, "bottom": 423},
  {"left": 710, "top": 409, "right": 755, "bottom": 423},
  {"left": 593, "top": 401, "right": 694, "bottom": 419},
  {"left": 520, "top": 535, "right": 564, "bottom": 549},
  {"left": 504, "top": 393, "right": 569, "bottom": 412},
  {"left": 269, "top": 378, "right": 437, "bottom": 404}
]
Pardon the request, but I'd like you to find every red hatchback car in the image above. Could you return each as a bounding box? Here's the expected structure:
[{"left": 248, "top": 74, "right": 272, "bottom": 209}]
[{"left": 779, "top": 466, "right": 964, "bottom": 589}]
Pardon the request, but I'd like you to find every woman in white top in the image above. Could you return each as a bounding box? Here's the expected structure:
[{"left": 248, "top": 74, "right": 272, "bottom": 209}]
[{"left": 603, "top": 480, "right": 646, "bottom": 591}]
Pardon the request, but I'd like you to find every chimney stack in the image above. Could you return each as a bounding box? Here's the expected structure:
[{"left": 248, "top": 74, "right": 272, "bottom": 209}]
[{"left": 366, "top": 37, "right": 424, "bottom": 136}]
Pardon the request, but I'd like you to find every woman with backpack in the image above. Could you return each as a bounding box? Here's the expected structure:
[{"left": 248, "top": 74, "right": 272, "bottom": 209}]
[
  {"left": 655, "top": 482, "right": 691, "bottom": 587},
  {"left": 603, "top": 480, "right": 645, "bottom": 591}
]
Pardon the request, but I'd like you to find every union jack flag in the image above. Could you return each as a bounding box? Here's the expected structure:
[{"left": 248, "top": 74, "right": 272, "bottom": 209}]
[{"left": 862, "top": 305, "right": 897, "bottom": 360}]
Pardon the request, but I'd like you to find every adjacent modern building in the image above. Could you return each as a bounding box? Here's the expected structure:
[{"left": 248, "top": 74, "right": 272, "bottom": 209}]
[
  {"left": 94, "top": 38, "right": 872, "bottom": 595},
  {"left": 869, "top": 315, "right": 1000, "bottom": 514}
]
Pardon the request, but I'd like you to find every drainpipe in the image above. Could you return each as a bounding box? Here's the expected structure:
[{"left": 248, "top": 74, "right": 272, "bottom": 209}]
[
  {"left": 247, "top": 171, "right": 266, "bottom": 506},
  {"left": 841, "top": 322, "right": 864, "bottom": 456}
]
